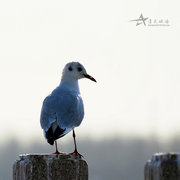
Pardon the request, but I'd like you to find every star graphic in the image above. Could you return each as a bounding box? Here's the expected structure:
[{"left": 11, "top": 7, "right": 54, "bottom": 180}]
[{"left": 130, "top": 14, "right": 148, "bottom": 26}]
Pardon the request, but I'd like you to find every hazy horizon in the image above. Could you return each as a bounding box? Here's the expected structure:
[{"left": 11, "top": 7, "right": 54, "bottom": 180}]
[{"left": 1, "top": 130, "right": 180, "bottom": 148}]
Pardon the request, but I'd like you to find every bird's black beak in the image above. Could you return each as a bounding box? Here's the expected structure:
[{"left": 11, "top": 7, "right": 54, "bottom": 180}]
[{"left": 84, "top": 74, "right": 97, "bottom": 82}]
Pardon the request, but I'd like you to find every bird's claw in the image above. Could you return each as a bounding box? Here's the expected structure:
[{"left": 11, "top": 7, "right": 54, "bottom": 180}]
[
  {"left": 70, "top": 150, "right": 84, "bottom": 158},
  {"left": 53, "top": 151, "right": 64, "bottom": 155}
]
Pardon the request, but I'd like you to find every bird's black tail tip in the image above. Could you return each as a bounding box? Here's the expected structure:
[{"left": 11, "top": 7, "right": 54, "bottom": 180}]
[
  {"left": 47, "top": 139, "right": 54, "bottom": 145},
  {"left": 45, "top": 125, "right": 66, "bottom": 146}
]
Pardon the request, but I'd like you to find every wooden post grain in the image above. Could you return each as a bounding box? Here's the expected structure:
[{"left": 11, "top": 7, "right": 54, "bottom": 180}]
[
  {"left": 13, "top": 154, "right": 88, "bottom": 180},
  {"left": 145, "top": 152, "right": 180, "bottom": 180}
]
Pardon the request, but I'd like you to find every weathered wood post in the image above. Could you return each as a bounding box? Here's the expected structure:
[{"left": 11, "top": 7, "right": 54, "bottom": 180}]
[
  {"left": 144, "top": 152, "right": 180, "bottom": 180},
  {"left": 13, "top": 154, "right": 88, "bottom": 180}
]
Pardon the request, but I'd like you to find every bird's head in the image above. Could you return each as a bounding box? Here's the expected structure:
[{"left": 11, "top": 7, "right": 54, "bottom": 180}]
[{"left": 62, "top": 62, "right": 96, "bottom": 82}]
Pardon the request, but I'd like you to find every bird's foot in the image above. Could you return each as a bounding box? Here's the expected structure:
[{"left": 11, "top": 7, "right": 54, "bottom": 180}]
[
  {"left": 70, "top": 150, "right": 83, "bottom": 158},
  {"left": 53, "top": 151, "right": 63, "bottom": 155}
]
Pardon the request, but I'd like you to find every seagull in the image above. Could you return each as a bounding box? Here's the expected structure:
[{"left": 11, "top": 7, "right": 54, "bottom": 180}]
[{"left": 40, "top": 62, "right": 96, "bottom": 156}]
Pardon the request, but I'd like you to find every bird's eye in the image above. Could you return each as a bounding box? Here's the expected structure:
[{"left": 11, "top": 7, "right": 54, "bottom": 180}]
[
  {"left": 68, "top": 66, "right": 73, "bottom": 71},
  {"left": 77, "top": 67, "right": 82, "bottom": 72}
]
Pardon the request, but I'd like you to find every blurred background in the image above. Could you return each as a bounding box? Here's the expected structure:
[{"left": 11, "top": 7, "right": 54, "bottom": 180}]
[{"left": 0, "top": 0, "right": 180, "bottom": 179}]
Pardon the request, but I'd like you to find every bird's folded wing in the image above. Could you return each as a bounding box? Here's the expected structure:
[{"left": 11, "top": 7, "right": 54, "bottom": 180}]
[
  {"left": 40, "top": 93, "right": 84, "bottom": 131},
  {"left": 40, "top": 95, "right": 58, "bottom": 131}
]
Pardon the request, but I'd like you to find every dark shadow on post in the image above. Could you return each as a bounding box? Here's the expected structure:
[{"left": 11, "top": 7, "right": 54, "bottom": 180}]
[{"left": 13, "top": 154, "right": 88, "bottom": 180}]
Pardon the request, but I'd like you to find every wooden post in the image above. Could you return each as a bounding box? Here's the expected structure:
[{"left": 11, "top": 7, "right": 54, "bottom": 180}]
[
  {"left": 144, "top": 152, "right": 180, "bottom": 180},
  {"left": 13, "top": 154, "right": 88, "bottom": 180}
]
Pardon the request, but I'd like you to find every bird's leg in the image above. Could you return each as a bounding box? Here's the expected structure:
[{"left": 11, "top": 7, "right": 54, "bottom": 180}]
[
  {"left": 70, "top": 129, "right": 83, "bottom": 157},
  {"left": 53, "top": 140, "right": 62, "bottom": 154},
  {"left": 55, "top": 141, "right": 59, "bottom": 153},
  {"left": 73, "top": 129, "right": 78, "bottom": 153}
]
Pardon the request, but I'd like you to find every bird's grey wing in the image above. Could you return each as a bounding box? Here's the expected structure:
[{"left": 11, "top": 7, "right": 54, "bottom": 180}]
[
  {"left": 40, "top": 95, "right": 74, "bottom": 144},
  {"left": 40, "top": 95, "right": 58, "bottom": 131},
  {"left": 40, "top": 93, "right": 84, "bottom": 131}
]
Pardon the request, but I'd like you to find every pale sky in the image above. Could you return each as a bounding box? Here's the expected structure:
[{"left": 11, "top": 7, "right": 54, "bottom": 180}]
[{"left": 0, "top": 0, "right": 180, "bottom": 144}]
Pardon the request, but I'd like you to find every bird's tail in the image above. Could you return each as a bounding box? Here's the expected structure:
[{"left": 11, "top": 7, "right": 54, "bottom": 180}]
[
  {"left": 47, "top": 138, "right": 54, "bottom": 145},
  {"left": 45, "top": 126, "right": 66, "bottom": 146}
]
